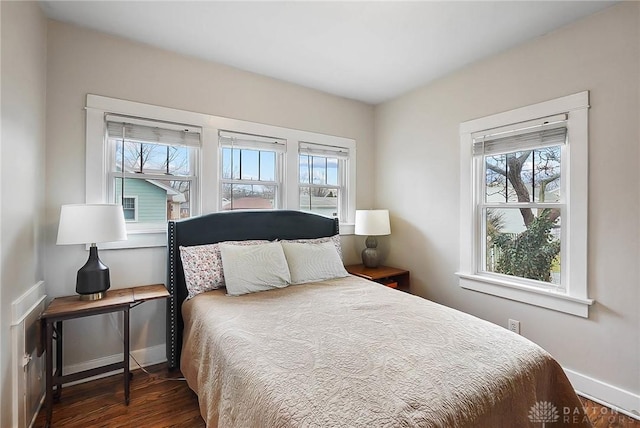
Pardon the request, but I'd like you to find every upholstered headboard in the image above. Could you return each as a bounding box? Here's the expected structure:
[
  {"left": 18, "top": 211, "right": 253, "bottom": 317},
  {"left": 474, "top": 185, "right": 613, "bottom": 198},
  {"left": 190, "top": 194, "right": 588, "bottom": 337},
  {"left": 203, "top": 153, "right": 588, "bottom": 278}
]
[{"left": 166, "top": 210, "right": 339, "bottom": 369}]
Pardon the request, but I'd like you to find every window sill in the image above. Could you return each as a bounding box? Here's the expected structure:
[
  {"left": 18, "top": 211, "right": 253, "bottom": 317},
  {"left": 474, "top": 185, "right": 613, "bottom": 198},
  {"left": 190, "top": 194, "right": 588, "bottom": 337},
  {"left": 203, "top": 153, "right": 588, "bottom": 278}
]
[
  {"left": 96, "top": 230, "right": 166, "bottom": 250},
  {"left": 456, "top": 272, "right": 594, "bottom": 318},
  {"left": 339, "top": 223, "right": 355, "bottom": 235}
]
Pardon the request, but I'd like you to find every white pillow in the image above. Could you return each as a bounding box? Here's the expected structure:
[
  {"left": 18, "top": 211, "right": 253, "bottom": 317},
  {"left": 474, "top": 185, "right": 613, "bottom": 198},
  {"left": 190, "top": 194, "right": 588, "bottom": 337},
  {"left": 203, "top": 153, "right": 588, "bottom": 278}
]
[
  {"left": 219, "top": 242, "right": 291, "bottom": 296},
  {"left": 280, "top": 234, "right": 343, "bottom": 260},
  {"left": 281, "top": 241, "right": 349, "bottom": 285},
  {"left": 180, "top": 240, "right": 267, "bottom": 299}
]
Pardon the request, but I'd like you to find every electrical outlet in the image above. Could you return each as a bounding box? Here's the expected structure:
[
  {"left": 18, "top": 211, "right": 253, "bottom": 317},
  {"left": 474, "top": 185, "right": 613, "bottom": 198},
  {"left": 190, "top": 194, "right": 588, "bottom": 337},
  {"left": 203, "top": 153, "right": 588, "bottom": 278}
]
[{"left": 508, "top": 319, "right": 520, "bottom": 334}]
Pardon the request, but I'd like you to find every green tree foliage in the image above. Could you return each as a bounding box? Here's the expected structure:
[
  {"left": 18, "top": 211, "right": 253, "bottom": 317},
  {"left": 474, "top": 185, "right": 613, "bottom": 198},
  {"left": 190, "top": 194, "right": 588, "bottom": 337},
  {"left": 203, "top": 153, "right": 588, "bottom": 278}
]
[{"left": 493, "top": 209, "right": 560, "bottom": 282}]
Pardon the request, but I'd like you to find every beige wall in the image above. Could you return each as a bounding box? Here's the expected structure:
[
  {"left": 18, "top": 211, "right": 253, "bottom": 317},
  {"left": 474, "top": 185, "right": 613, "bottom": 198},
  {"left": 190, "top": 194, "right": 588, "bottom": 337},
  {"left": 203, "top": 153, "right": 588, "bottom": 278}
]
[
  {"left": 375, "top": 2, "right": 639, "bottom": 410},
  {"left": 45, "top": 20, "right": 374, "bottom": 367},
  {"left": 0, "top": 1, "right": 47, "bottom": 425}
]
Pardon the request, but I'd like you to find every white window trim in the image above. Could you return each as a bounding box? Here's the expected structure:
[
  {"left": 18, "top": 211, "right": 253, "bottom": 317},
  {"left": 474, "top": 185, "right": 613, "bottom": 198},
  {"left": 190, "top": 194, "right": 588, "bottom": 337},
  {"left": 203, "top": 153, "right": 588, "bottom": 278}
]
[
  {"left": 218, "top": 134, "right": 285, "bottom": 211},
  {"left": 298, "top": 142, "right": 349, "bottom": 221},
  {"left": 86, "top": 94, "right": 356, "bottom": 249},
  {"left": 457, "top": 91, "right": 593, "bottom": 318}
]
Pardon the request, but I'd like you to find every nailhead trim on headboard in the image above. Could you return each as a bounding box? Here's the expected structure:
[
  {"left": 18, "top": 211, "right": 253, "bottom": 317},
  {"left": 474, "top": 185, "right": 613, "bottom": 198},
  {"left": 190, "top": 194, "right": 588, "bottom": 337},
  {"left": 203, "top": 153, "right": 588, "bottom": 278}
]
[{"left": 167, "top": 220, "right": 177, "bottom": 369}]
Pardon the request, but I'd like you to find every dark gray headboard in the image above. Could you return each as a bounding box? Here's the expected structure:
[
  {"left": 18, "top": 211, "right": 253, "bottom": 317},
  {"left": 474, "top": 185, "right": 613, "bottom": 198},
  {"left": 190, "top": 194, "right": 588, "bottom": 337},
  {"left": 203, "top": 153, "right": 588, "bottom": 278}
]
[{"left": 166, "top": 210, "right": 339, "bottom": 369}]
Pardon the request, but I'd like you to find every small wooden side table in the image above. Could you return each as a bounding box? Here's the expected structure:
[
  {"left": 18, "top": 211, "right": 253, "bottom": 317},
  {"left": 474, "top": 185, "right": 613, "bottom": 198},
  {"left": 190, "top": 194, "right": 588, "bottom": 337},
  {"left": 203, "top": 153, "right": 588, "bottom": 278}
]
[
  {"left": 40, "top": 284, "right": 169, "bottom": 428},
  {"left": 345, "top": 264, "right": 411, "bottom": 293}
]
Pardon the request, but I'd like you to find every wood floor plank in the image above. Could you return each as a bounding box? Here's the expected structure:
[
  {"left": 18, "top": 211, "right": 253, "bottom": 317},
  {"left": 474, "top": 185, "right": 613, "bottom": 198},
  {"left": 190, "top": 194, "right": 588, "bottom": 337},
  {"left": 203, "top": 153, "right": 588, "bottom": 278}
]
[
  {"left": 35, "top": 363, "right": 639, "bottom": 427},
  {"left": 34, "top": 363, "right": 204, "bottom": 428},
  {"left": 579, "top": 397, "right": 640, "bottom": 428}
]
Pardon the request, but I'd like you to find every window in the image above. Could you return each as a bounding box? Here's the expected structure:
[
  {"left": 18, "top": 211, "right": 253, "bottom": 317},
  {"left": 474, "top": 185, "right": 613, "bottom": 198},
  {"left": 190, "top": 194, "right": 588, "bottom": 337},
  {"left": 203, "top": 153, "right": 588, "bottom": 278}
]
[
  {"left": 478, "top": 115, "right": 565, "bottom": 286},
  {"left": 106, "top": 116, "right": 200, "bottom": 231},
  {"left": 218, "top": 131, "right": 284, "bottom": 211},
  {"left": 458, "top": 92, "right": 593, "bottom": 317},
  {"left": 86, "top": 94, "right": 357, "bottom": 248},
  {"left": 299, "top": 142, "right": 349, "bottom": 220},
  {"left": 121, "top": 196, "right": 137, "bottom": 221}
]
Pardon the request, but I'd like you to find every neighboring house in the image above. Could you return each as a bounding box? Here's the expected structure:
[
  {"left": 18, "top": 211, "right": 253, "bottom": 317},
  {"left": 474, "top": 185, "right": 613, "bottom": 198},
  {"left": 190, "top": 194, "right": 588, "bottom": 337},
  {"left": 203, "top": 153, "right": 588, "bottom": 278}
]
[{"left": 115, "top": 178, "right": 186, "bottom": 222}]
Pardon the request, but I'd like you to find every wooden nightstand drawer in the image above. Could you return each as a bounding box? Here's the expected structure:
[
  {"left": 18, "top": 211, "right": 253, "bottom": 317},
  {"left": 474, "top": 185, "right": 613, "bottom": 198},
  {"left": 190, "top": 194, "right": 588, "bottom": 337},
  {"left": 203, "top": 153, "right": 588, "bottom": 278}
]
[{"left": 345, "top": 264, "right": 410, "bottom": 293}]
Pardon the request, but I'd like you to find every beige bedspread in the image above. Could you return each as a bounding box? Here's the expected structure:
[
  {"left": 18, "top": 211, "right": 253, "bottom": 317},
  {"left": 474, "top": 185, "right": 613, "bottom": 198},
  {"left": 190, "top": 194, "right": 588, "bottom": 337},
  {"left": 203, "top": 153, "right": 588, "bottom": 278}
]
[{"left": 181, "top": 275, "right": 591, "bottom": 427}]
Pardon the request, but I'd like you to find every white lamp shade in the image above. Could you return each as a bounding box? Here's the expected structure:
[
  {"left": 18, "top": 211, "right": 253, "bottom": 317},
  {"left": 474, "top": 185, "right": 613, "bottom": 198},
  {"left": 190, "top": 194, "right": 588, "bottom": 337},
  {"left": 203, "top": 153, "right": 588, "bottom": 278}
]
[
  {"left": 355, "top": 210, "right": 391, "bottom": 236},
  {"left": 57, "top": 204, "right": 128, "bottom": 245}
]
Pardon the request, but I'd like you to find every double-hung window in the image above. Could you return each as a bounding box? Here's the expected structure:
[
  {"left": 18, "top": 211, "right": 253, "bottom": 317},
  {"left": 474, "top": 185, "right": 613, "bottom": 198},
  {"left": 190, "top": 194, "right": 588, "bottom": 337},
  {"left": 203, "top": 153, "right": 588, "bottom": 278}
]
[
  {"left": 458, "top": 92, "right": 593, "bottom": 317},
  {"left": 86, "top": 94, "right": 357, "bottom": 247},
  {"left": 477, "top": 115, "right": 566, "bottom": 286},
  {"left": 298, "top": 142, "right": 349, "bottom": 220},
  {"left": 218, "top": 131, "right": 284, "bottom": 210},
  {"left": 106, "top": 116, "right": 200, "bottom": 231}
]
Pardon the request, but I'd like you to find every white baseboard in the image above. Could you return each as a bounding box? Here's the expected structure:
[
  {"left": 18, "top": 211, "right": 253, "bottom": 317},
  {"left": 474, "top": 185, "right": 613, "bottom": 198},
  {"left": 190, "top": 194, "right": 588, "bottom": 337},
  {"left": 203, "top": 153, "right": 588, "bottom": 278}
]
[
  {"left": 61, "top": 344, "right": 167, "bottom": 387},
  {"left": 564, "top": 367, "right": 640, "bottom": 420}
]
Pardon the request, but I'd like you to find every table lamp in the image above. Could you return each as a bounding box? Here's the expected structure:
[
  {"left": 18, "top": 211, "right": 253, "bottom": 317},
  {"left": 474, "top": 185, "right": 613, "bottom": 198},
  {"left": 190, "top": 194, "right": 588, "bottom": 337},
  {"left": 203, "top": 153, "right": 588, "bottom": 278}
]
[
  {"left": 56, "top": 204, "right": 127, "bottom": 300},
  {"left": 355, "top": 209, "right": 391, "bottom": 268}
]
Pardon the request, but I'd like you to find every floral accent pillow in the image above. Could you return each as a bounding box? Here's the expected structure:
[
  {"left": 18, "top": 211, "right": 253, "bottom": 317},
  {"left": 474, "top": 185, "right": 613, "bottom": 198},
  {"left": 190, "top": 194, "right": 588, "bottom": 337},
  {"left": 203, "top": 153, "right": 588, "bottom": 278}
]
[
  {"left": 280, "top": 234, "right": 343, "bottom": 260},
  {"left": 180, "top": 240, "right": 268, "bottom": 299}
]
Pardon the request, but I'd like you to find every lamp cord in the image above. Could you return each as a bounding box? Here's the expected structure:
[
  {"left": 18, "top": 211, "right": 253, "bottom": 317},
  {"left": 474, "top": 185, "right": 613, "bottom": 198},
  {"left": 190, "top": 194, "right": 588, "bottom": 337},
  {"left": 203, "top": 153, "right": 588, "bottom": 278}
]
[{"left": 108, "top": 312, "right": 186, "bottom": 382}]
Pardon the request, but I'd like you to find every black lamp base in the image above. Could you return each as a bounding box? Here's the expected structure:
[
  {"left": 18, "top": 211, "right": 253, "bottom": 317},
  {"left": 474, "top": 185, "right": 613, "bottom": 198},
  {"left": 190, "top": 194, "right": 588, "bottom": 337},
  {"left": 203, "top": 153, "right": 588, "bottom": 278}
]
[{"left": 76, "top": 245, "right": 111, "bottom": 300}]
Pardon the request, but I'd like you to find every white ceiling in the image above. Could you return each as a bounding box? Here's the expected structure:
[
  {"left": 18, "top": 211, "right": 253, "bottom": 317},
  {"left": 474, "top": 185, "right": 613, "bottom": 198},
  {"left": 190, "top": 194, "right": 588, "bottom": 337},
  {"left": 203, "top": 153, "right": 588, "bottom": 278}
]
[{"left": 39, "top": 1, "right": 615, "bottom": 105}]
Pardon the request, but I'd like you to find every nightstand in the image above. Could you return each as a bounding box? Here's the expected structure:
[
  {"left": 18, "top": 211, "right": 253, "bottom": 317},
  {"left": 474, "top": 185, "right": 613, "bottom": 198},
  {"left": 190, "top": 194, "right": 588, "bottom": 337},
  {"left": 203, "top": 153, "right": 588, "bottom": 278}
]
[
  {"left": 40, "top": 284, "right": 170, "bottom": 428},
  {"left": 345, "top": 264, "right": 410, "bottom": 293}
]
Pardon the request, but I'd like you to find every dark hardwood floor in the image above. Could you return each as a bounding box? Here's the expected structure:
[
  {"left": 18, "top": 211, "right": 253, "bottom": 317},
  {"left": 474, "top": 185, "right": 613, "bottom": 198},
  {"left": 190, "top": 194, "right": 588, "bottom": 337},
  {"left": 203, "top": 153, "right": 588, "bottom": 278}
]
[
  {"left": 34, "top": 363, "right": 205, "bottom": 428},
  {"left": 35, "top": 363, "right": 639, "bottom": 428}
]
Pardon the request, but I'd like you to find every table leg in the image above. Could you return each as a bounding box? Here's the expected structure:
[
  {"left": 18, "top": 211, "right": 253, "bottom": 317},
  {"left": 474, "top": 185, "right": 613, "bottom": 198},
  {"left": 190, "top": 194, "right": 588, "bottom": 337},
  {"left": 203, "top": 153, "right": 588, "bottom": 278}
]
[
  {"left": 124, "top": 307, "right": 130, "bottom": 405},
  {"left": 45, "top": 321, "right": 53, "bottom": 428},
  {"left": 54, "top": 321, "right": 63, "bottom": 401}
]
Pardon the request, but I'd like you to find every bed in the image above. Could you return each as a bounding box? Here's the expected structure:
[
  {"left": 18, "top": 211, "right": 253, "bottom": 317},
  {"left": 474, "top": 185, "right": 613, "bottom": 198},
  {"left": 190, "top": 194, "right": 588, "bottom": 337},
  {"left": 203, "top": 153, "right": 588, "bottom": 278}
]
[{"left": 166, "top": 210, "right": 590, "bottom": 427}]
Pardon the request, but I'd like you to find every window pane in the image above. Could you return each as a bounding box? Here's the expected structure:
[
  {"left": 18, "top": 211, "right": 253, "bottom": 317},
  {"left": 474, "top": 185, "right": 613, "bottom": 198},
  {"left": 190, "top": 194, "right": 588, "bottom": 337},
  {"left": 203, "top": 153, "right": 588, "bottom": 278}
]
[
  {"left": 485, "top": 154, "right": 507, "bottom": 202},
  {"left": 327, "top": 158, "right": 339, "bottom": 186},
  {"left": 260, "top": 151, "right": 275, "bottom": 181},
  {"left": 221, "top": 184, "right": 275, "bottom": 210},
  {"left": 141, "top": 143, "right": 169, "bottom": 172},
  {"left": 533, "top": 145, "right": 561, "bottom": 203},
  {"left": 114, "top": 140, "right": 145, "bottom": 173},
  {"left": 168, "top": 146, "right": 191, "bottom": 176},
  {"left": 312, "top": 156, "right": 327, "bottom": 185},
  {"left": 299, "top": 187, "right": 338, "bottom": 218},
  {"left": 241, "top": 149, "right": 259, "bottom": 180},
  {"left": 485, "top": 207, "right": 561, "bottom": 285},
  {"left": 221, "top": 148, "right": 232, "bottom": 179},
  {"left": 299, "top": 155, "right": 310, "bottom": 184},
  {"left": 222, "top": 148, "right": 277, "bottom": 182},
  {"left": 232, "top": 149, "right": 240, "bottom": 180},
  {"left": 114, "top": 139, "right": 192, "bottom": 176},
  {"left": 486, "top": 152, "right": 536, "bottom": 203},
  {"left": 486, "top": 148, "right": 561, "bottom": 204}
]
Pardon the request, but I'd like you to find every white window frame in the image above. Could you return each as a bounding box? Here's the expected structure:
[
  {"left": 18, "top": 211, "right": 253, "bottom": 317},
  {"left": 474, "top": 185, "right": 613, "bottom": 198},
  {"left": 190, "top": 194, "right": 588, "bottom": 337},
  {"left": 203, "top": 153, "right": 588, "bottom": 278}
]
[
  {"left": 298, "top": 142, "right": 350, "bottom": 221},
  {"left": 106, "top": 115, "right": 201, "bottom": 231},
  {"left": 218, "top": 131, "right": 285, "bottom": 212},
  {"left": 457, "top": 91, "right": 593, "bottom": 317},
  {"left": 86, "top": 94, "right": 356, "bottom": 249}
]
